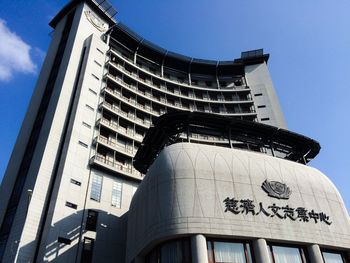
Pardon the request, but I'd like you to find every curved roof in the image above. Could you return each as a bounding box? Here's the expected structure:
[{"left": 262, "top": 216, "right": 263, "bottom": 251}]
[
  {"left": 50, "top": 0, "right": 269, "bottom": 75},
  {"left": 134, "top": 112, "right": 321, "bottom": 173},
  {"left": 50, "top": 0, "right": 117, "bottom": 28},
  {"left": 110, "top": 22, "right": 269, "bottom": 75}
]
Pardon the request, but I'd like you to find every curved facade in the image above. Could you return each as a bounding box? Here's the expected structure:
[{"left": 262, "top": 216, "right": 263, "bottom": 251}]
[
  {"left": 127, "top": 143, "right": 350, "bottom": 263},
  {"left": 91, "top": 22, "right": 286, "bottom": 181}
]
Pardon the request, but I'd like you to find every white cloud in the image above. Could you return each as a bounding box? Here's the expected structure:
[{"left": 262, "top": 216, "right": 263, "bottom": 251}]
[
  {"left": 0, "top": 18, "right": 37, "bottom": 81},
  {"left": 33, "top": 47, "right": 46, "bottom": 61}
]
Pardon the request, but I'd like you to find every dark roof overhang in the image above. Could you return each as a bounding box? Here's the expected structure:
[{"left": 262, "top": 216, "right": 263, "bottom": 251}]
[
  {"left": 50, "top": 0, "right": 117, "bottom": 29},
  {"left": 134, "top": 112, "right": 320, "bottom": 173},
  {"left": 110, "top": 23, "right": 269, "bottom": 74}
]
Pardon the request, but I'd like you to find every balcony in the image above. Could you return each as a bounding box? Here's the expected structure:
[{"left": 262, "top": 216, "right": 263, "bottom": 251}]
[
  {"left": 97, "top": 118, "right": 144, "bottom": 143},
  {"left": 190, "top": 133, "right": 229, "bottom": 144},
  {"left": 102, "top": 86, "right": 158, "bottom": 116},
  {"left": 109, "top": 49, "right": 250, "bottom": 93},
  {"left": 105, "top": 72, "right": 254, "bottom": 114},
  {"left": 94, "top": 135, "right": 134, "bottom": 158},
  {"left": 89, "top": 155, "right": 143, "bottom": 181},
  {"left": 99, "top": 101, "right": 151, "bottom": 129}
]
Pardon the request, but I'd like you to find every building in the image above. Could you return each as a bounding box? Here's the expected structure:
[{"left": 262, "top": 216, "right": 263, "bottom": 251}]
[
  {"left": 0, "top": 0, "right": 348, "bottom": 262},
  {"left": 129, "top": 112, "right": 350, "bottom": 263}
]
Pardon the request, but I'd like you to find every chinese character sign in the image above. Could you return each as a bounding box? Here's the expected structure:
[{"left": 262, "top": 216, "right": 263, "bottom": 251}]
[{"left": 223, "top": 197, "right": 332, "bottom": 225}]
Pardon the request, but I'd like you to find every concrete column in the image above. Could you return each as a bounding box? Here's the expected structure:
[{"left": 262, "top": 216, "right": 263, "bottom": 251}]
[
  {"left": 253, "top": 238, "right": 271, "bottom": 263},
  {"left": 191, "top": 234, "right": 208, "bottom": 263},
  {"left": 307, "top": 244, "right": 324, "bottom": 263}
]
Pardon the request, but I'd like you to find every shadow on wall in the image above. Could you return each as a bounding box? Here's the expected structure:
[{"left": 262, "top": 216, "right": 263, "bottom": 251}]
[{"left": 16, "top": 209, "right": 128, "bottom": 263}]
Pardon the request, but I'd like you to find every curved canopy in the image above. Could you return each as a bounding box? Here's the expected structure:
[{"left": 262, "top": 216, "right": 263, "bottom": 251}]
[{"left": 134, "top": 112, "right": 320, "bottom": 173}]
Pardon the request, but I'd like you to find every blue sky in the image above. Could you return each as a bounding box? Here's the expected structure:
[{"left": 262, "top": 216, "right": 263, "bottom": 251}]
[{"left": 0, "top": 0, "right": 349, "bottom": 211}]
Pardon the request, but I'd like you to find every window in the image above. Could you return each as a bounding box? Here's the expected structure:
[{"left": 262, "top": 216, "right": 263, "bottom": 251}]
[
  {"left": 146, "top": 238, "right": 191, "bottom": 263},
  {"left": 94, "top": 60, "right": 102, "bottom": 67},
  {"left": 58, "top": 237, "right": 71, "bottom": 245},
  {"left": 207, "top": 240, "right": 253, "bottom": 263},
  {"left": 65, "top": 201, "right": 77, "bottom": 209},
  {"left": 86, "top": 210, "right": 98, "bottom": 231},
  {"left": 90, "top": 174, "right": 103, "bottom": 202},
  {"left": 82, "top": 122, "right": 91, "bottom": 129},
  {"left": 261, "top": 118, "right": 270, "bottom": 121},
  {"left": 111, "top": 181, "right": 122, "bottom": 208},
  {"left": 322, "top": 250, "right": 348, "bottom": 263},
  {"left": 70, "top": 178, "right": 81, "bottom": 186},
  {"left": 96, "top": 47, "right": 104, "bottom": 54},
  {"left": 269, "top": 245, "right": 308, "bottom": 263},
  {"left": 85, "top": 104, "right": 94, "bottom": 111},
  {"left": 257, "top": 105, "right": 266, "bottom": 108},
  {"left": 254, "top": 93, "right": 263, "bottom": 97},
  {"left": 78, "top": 141, "right": 88, "bottom": 148},
  {"left": 91, "top": 73, "right": 100, "bottom": 80},
  {"left": 88, "top": 88, "right": 97, "bottom": 95},
  {"left": 81, "top": 237, "right": 94, "bottom": 263}
]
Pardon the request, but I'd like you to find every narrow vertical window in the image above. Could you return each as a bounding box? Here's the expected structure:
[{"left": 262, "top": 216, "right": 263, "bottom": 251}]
[
  {"left": 90, "top": 174, "right": 102, "bottom": 202},
  {"left": 81, "top": 237, "right": 94, "bottom": 263},
  {"left": 111, "top": 180, "right": 122, "bottom": 208},
  {"left": 86, "top": 210, "right": 98, "bottom": 232}
]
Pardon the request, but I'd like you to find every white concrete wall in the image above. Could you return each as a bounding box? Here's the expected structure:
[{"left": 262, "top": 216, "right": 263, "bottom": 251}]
[
  {"left": 34, "top": 4, "right": 140, "bottom": 262},
  {"left": 126, "top": 143, "right": 350, "bottom": 262},
  {"left": 0, "top": 2, "right": 132, "bottom": 262},
  {"left": 13, "top": 5, "right": 93, "bottom": 262},
  {"left": 0, "top": 0, "right": 65, "bottom": 235},
  {"left": 1, "top": 11, "right": 75, "bottom": 263},
  {"left": 0, "top": 1, "right": 141, "bottom": 261},
  {"left": 246, "top": 62, "right": 287, "bottom": 128}
]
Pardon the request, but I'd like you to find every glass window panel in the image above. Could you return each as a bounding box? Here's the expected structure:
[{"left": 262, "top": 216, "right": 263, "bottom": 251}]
[
  {"left": 90, "top": 174, "right": 103, "bottom": 202},
  {"left": 272, "top": 246, "right": 303, "bottom": 263},
  {"left": 111, "top": 181, "right": 123, "bottom": 208},
  {"left": 246, "top": 243, "right": 253, "bottom": 263},
  {"left": 81, "top": 237, "right": 94, "bottom": 263},
  {"left": 207, "top": 241, "right": 215, "bottom": 263},
  {"left": 86, "top": 210, "right": 98, "bottom": 231},
  {"left": 323, "top": 252, "right": 345, "bottom": 263},
  {"left": 161, "top": 241, "right": 183, "bottom": 263},
  {"left": 214, "top": 242, "right": 246, "bottom": 263}
]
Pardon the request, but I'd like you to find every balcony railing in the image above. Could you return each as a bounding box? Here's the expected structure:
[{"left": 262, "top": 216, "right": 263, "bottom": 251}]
[
  {"left": 102, "top": 86, "right": 158, "bottom": 116},
  {"left": 102, "top": 84, "right": 256, "bottom": 117},
  {"left": 95, "top": 135, "right": 134, "bottom": 157},
  {"left": 97, "top": 118, "right": 144, "bottom": 142},
  {"left": 99, "top": 101, "right": 151, "bottom": 128},
  {"left": 106, "top": 64, "right": 252, "bottom": 104},
  {"left": 90, "top": 155, "right": 142, "bottom": 180},
  {"left": 108, "top": 49, "right": 249, "bottom": 92}
]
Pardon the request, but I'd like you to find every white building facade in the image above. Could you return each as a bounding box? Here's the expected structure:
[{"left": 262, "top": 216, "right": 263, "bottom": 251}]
[{"left": 0, "top": 1, "right": 348, "bottom": 263}]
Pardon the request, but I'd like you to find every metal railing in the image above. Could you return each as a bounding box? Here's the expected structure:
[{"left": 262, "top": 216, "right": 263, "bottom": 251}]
[{"left": 90, "top": 155, "right": 142, "bottom": 178}]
